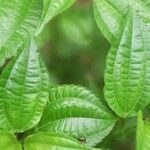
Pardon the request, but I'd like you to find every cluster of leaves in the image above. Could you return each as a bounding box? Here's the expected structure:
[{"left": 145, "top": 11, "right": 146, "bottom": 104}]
[
  {"left": 94, "top": 0, "right": 150, "bottom": 149},
  {"left": 0, "top": 0, "right": 149, "bottom": 150}
]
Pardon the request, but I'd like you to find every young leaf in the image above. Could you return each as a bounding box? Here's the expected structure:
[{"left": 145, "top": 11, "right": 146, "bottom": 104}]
[
  {"left": 136, "top": 111, "right": 150, "bottom": 150},
  {"left": 38, "top": 85, "right": 117, "bottom": 146},
  {"left": 0, "top": 40, "right": 49, "bottom": 132},
  {"left": 0, "top": 0, "right": 43, "bottom": 66},
  {"left": 24, "top": 132, "right": 99, "bottom": 150},
  {"left": 0, "top": 131, "right": 21, "bottom": 150},
  {"left": 104, "top": 9, "right": 150, "bottom": 117},
  {"left": 36, "top": 0, "right": 75, "bottom": 35}
]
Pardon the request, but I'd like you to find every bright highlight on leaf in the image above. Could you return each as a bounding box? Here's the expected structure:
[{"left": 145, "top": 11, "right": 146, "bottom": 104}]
[
  {"left": 0, "top": 40, "right": 49, "bottom": 132},
  {"left": 93, "top": 0, "right": 149, "bottom": 42},
  {"left": 38, "top": 85, "right": 117, "bottom": 146},
  {"left": 0, "top": 0, "right": 43, "bottom": 66},
  {"left": 93, "top": 0, "right": 128, "bottom": 42},
  {"left": 136, "top": 110, "right": 150, "bottom": 150}
]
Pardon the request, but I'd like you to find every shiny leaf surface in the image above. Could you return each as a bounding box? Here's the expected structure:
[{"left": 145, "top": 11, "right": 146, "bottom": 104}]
[
  {"left": 0, "top": 40, "right": 49, "bottom": 132},
  {"left": 104, "top": 9, "right": 150, "bottom": 117},
  {"left": 93, "top": 0, "right": 149, "bottom": 42},
  {"left": 93, "top": 0, "right": 127, "bottom": 42},
  {"left": 38, "top": 85, "right": 117, "bottom": 146},
  {"left": 0, "top": 0, "right": 43, "bottom": 66}
]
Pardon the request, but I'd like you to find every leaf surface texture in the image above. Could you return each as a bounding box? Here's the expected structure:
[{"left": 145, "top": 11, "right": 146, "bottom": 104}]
[
  {"left": 0, "top": 40, "right": 49, "bottom": 132},
  {"left": 38, "top": 85, "right": 117, "bottom": 146},
  {"left": 93, "top": 0, "right": 149, "bottom": 42},
  {"left": 104, "top": 9, "right": 150, "bottom": 117},
  {"left": 0, "top": 0, "right": 43, "bottom": 66}
]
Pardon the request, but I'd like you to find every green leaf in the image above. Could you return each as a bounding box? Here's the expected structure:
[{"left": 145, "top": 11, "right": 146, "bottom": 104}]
[
  {"left": 0, "top": 0, "right": 43, "bottom": 66},
  {"left": 93, "top": 0, "right": 128, "bottom": 42},
  {"left": 104, "top": 9, "right": 150, "bottom": 117},
  {"left": 136, "top": 110, "right": 150, "bottom": 150},
  {"left": 0, "top": 40, "right": 49, "bottom": 132},
  {"left": 38, "top": 85, "right": 117, "bottom": 146},
  {"left": 0, "top": 131, "right": 21, "bottom": 150},
  {"left": 24, "top": 132, "right": 100, "bottom": 150},
  {"left": 93, "top": 0, "right": 149, "bottom": 42},
  {"left": 36, "top": 0, "right": 75, "bottom": 35}
]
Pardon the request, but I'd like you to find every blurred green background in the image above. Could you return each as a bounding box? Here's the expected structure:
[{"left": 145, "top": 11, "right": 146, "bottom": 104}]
[
  {"left": 37, "top": 1, "right": 137, "bottom": 150},
  {"left": 37, "top": 0, "right": 110, "bottom": 99}
]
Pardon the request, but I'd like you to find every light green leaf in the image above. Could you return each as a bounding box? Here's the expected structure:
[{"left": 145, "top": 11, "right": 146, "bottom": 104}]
[
  {"left": 93, "top": 0, "right": 149, "bottom": 42},
  {"left": 0, "top": 131, "right": 21, "bottom": 150},
  {"left": 136, "top": 110, "right": 150, "bottom": 150},
  {"left": 93, "top": 0, "right": 128, "bottom": 42},
  {"left": 36, "top": 0, "right": 75, "bottom": 35},
  {"left": 0, "top": 40, "right": 49, "bottom": 132},
  {"left": 104, "top": 9, "right": 150, "bottom": 117},
  {"left": 0, "top": 0, "right": 43, "bottom": 66},
  {"left": 38, "top": 85, "right": 117, "bottom": 146},
  {"left": 24, "top": 132, "right": 100, "bottom": 150}
]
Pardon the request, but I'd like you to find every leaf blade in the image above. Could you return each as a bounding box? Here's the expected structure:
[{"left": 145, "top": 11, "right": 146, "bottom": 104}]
[
  {"left": 36, "top": 0, "right": 75, "bottom": 35},
  {"left": 136, "top": 110, "right": 150, "bottom": 150},
  {"left": 0, "top": 131, "right": 21, "bottom": 150},
  {"left": 0, "top": 40, "right": 49, "bottom": 132},
  {"left": 38, "top": 85, "right": 117, "bottom": 146},
  {"left": 0, "top": 0, "right": 43, "bottom": 66},
  {"left": 93, "top": 0, "right": 128, "bottom": 42},
  {"left": 104, "top": 9, "right": 150, "bottom": 117},
  {"left": 24, "top": 132, "right": 100, "bottom": 150},
  {"left": 93, "top": 0, "right": 149, "bottom": 42}
]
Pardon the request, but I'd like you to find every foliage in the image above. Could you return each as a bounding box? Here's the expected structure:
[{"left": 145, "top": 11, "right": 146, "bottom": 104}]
[
  {"left": 0, "top": 0, "right": 149, "bottom": 150},
  {"left": 136, "top": 111, "right": 150, "bottom": 150}
]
